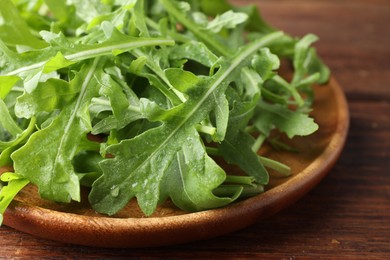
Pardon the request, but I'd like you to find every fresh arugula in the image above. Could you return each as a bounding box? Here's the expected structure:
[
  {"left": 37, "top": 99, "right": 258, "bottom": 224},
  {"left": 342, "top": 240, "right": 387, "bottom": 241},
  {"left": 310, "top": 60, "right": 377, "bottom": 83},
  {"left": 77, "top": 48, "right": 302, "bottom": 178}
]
[{"left": 0, "top": 0, "right": 330, "bottom": 222}]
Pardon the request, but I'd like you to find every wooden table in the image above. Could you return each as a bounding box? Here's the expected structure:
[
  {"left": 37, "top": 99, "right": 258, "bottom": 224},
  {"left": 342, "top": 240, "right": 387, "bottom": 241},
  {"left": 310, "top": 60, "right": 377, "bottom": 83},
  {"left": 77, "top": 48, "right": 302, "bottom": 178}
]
[{"left": 1, "top": 0, "right": 389, "bottom": 258}]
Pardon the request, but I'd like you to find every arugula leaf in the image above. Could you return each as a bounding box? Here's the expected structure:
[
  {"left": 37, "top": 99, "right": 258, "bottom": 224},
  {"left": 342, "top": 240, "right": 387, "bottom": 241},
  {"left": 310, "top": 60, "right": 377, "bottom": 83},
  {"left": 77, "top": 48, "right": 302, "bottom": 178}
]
[
  {"left": 0, "top": 76, "right": 20, "bottom": 99},
  {"left": 67, "top": 0, "right": 111, "bottom": 25},
  {"left": 14, "top": 78, "right": 77, "bottom": 119},
  {"left": 0, "top": 0, "right": 47, "bottom": 49},
  {"left": 205, "top": 10, "right": 248, "bottom": 33},
  {"left": 11, "top": 59, "right": 103, "bottom": 203},
  {"left": 0, "top": 99, "right": 22, "bottom": 138},
  {"left": 199, "top": 0, "right": 231, "bottom": 15},
  {"left": 160, "top": 0, "right": 232, "bottom": 56},
  {"left": 220, "top": 130, "right": 269, "bottom": 185},
  {"left": 217, "top": 46, "right": 280, "bottom": 183},
  {"left": 0, "top": 117, "right": 36, "bottom": 167},
  {"left": 255, "top": 101, "right": 319, "bottom": 139},
  {"left": 169, "top": 41, "right": 219, "bottom": 69},
  {"left": 0, "top": 172, "right": 29, "bottom": 225},
  {"left": 89, "top": 31, "right": 284, "bottom": 216},
  {"left": 43, "top": 0, "right": 70, "bottom": 23},
  {"left": 4, "top": 31, "right": 174, "bottom": 77},
  {"left": 161, "top": 128, "right": 242, "bottom": 211},
  {"left": 91, "top": 71, "right": 143, "bottom": 134}
]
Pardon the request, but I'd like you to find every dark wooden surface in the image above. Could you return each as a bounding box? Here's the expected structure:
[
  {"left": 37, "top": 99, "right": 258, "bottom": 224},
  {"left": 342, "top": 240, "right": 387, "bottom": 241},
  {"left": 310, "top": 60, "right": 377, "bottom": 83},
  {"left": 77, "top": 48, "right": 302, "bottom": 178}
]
[{"left": 1, "top": 0, "right": 389, "bottom": 259}]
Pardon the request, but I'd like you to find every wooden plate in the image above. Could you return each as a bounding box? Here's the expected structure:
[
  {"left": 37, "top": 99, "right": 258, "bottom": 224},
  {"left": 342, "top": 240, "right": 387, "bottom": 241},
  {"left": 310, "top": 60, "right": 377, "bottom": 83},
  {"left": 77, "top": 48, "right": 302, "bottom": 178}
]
[{"left": 2, "top": 77, "right": 349, "bottom": 248}]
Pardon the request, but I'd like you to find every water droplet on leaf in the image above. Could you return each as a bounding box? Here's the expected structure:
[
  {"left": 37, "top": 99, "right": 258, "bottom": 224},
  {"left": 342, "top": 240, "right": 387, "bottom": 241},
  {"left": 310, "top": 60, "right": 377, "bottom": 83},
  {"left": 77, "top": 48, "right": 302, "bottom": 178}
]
[{"left": 110, "top": 185, "right": 120, "bottom": 197}]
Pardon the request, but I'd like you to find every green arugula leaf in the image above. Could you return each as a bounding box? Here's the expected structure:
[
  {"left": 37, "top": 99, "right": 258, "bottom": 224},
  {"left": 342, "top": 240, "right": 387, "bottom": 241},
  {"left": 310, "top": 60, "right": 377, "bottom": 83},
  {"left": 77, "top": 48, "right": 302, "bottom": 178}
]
[
  {"left": 0, "top": 99, "right": 22, "bottom": 138},
  {"left": 169, "top": 41, "right": 219, "bottom": 68},
  {"left": 0, "top": 0, "right": 47, "bottom": 49},
  {"left": 220, "top": 130, "right": 269, "bottom": 184},
  {"left": 131, "top": 0, "right": 150, "bottom": 37},
  {"left": 129, "top": 48, "right": 186, "bottom": 104},
  {"left": 2, "top": 28, "right": 174, "bottom": 77},
  {"left": 0, "top": 76, "right": 20, "bottom": 99},
  {"left": 255, "top": 101, "right": 319, "bottom": 139},
  {"left": 0, "top": 117, "right": 36, "bottom": 166},
  {"left": 91, "top": 71, "right": 143, "bottom": 134},
  {"left": 160, "top": 0, "right": 232, "bottom": 56},
  {"left": 89, "top": 31, "right": 284, "bottom": 216},
  {"left": 161, "top": 128, "right": 242, "bottom": 211},
  {"left": 44, "top": 0, "right": 70, "bottom": 23},
  {"left": 11, "top": 59, "right": 103, "bottom": 203},
  {"left": 205, "top": 10, "right": 248, "bottom": 33},
  {"left": 15, "top": 78, "right": 77, "bottom": 119},
  {"left": 199, "top": 0, "right": 231, "bottom": 15},
  {"left": 67, "top": 0, "right": 111, "bottom": 24},
  {"left": 165, "top": 68, "right": 200, "bottom": 93},
  {"left": 0, "top": 173, "right": 29, "bottom": 225},
  {"left": 211, "top": 91, "right": 229, "bottom": 142},
  {"left": 216, "top": 47, "right": 280, "bottom": 182}
]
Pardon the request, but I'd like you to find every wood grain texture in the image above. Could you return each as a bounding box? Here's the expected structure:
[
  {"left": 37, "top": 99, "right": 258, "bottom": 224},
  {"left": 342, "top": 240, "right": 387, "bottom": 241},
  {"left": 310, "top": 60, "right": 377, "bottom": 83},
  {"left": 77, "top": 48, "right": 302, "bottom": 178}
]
[{"left": 1, "top": 0, "right": 389, "bottom": 258}]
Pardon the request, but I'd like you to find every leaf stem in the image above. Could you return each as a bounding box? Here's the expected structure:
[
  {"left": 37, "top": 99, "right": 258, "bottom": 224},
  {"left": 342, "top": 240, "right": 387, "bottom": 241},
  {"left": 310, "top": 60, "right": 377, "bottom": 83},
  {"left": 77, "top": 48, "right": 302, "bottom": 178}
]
[
  {"left": 91, "top": 97, "right": 141, "bottom": 113},
  {"left": 130, "top": 48, "right": 187, "bottom": 104},
  {"left": 258, "top": 156, "right": 291, "bottom": 176},
  {"left": 273, "top": 75, "right": 304, "bottom": 107},
  {"left": 214, "top": 184, "right": 263, "bottom": 198},
  {"left": 196, "top": 124, "right": 216, "bottom": 136},
  {"left": 6, "top": 38, "right": 175, "bottom": 76},
  {"left": 225, "top": 175, "right": 256, "bottom": 186},
  {"left": 205, "top": 146, "right": 220, "bottom": 156},
  {"left": 252, "top": 134, "right": 266, "bottom": 153},
  {"left": 160, "top": 0, "right": 232, "bottom": 56}
]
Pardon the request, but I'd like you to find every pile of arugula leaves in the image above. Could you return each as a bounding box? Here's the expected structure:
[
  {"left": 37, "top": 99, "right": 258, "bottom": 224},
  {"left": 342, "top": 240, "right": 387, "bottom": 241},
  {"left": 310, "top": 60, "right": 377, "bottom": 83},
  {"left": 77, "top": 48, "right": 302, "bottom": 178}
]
[{"left": 0, "top": 0, "right": 329, "bottom": 223}]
